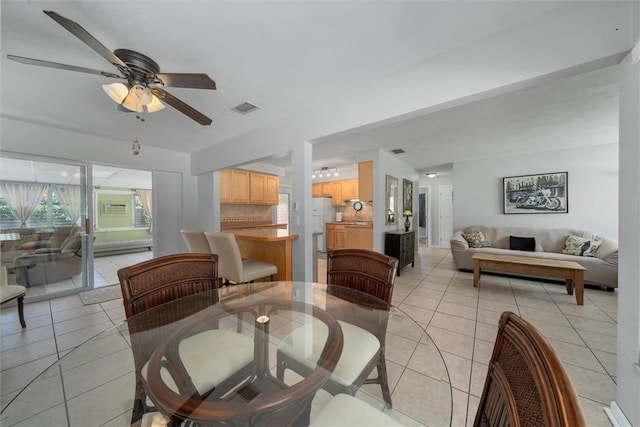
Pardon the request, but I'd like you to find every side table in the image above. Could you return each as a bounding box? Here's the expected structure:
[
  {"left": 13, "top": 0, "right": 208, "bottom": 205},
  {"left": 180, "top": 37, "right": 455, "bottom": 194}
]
[{"left": 384, "top": 230, "right": 415, "bottom": 276}]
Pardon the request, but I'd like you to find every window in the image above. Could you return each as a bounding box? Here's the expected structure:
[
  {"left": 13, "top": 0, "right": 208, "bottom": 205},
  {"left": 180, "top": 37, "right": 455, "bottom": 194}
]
[
  {"left": 0, "top": 187, "right": 74, "bottom": 229},
  {"left": 134, "top": 194, "right": 150, "bottom": 228}
]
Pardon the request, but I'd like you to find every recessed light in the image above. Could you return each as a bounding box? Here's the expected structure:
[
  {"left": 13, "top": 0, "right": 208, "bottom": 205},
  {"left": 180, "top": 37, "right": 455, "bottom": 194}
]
[{"left": 426, "top": 172, "right": 437, "bottom": 178}]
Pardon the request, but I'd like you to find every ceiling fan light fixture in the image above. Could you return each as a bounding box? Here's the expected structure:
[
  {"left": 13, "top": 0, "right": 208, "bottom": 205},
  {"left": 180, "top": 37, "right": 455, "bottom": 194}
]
[
  {"left": 129, "top": 84, "right": 153, "bottom": 105},
  {"left": 143, "top": 95, "right": 165, "bottom": 113},
  {"left": 102, "top": 82, "right": 129, "bottom": 104},
  {"left": 102, "top": 82, "right": 165, "bottom": 113}
]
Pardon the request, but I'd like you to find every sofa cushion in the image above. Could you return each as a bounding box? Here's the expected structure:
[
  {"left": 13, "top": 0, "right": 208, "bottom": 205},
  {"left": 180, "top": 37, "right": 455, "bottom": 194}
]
[
  {"left": 562, "top": 235, "right": 602, "bottom": 257},
  {"left": 462, "top": 231, "right": 487, "bottom": 248},
  {"left": 510, "top": 236, "right": 536, "bottom": 252}
]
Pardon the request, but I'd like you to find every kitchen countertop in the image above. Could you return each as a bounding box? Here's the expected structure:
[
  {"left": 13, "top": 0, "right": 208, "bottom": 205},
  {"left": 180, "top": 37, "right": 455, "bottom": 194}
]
[
  {"left": 326, "top": 222, "right": 373, "bottom": 227},
  {"left": 221, "top": 222, "right": 288, "bottom": 230},
  {"left": 232, "top": 228, "right": 299, "bottom": 241}
]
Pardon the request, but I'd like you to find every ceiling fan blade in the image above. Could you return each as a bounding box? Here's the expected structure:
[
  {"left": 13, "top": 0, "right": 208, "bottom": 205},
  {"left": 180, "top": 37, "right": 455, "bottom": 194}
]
[
  {"left": 155, "top": 73, "right": 216, "bottom": 90},
  {"left": 43, "top": 10, "right": 126, "bottom": 69},
  {"left": 151, "top": 88, "right": 212, "bottom": 126},
  {"left": 7, "top": 54, "right": 123, "bottom": 78}
]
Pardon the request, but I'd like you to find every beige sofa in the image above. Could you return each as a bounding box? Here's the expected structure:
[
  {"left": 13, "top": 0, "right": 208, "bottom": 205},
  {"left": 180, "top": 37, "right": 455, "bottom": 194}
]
[
  {"left": 450, "top": 226, "right": 618, "bottom": 289},
  {"left": 13, "top": 226, "right": 83, "bottom": 287}
]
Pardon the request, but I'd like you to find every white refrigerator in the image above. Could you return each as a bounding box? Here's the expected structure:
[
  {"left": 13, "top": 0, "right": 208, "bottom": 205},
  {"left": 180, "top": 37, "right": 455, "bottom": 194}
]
[{"left": 312, "top": 198, "right": 335, "bottom": 252}]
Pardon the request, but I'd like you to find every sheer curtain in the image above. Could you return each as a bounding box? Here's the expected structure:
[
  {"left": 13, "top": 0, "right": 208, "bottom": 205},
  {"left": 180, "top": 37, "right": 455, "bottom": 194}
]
[
  {"left": 0, "top": 182, "right": 47, "bottom": 227},
  {"left": 54, "top": 185, "right": 82, "bottom": 225},
  {"left": 136, "top": 189, "right": 153, "bottom": 232}
]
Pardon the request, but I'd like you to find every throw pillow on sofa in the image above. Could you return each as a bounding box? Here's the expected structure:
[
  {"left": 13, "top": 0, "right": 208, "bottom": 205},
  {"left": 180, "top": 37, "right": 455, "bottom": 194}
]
[
  {"left": 510, "top": 236, "right": 536, "bottom": 252},
  {"left": 462, "top": 231, "right": 488, "bottom": 248},
  {"left": 562, "top": 235, "right": 602, "bottom": 257}
]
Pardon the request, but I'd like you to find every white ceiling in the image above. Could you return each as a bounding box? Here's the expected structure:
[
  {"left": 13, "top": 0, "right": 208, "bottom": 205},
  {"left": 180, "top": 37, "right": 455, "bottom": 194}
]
[{"left": 0, "top": 1, "right": 635, "bottom": 176}]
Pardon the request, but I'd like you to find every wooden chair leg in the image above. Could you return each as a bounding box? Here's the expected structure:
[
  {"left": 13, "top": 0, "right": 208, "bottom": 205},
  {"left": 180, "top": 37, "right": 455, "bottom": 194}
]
[{"left": 17, "top": 295, "right": 26, "bottom": 328}]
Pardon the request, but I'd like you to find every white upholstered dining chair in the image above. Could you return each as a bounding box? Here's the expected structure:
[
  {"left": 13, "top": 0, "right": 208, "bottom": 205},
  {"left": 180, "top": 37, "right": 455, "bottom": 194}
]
[
  {"left": 180, "top": 229, "right": 211, "bottom": 253},
  {"left": 204, "top": 231, "right": 277, "bottom": 284},
  {"left": 310, "top": 394, "right": 402, "bottom": 426},
  {"left": 0, "top": 266, "right": 27, "bottom": 328}
]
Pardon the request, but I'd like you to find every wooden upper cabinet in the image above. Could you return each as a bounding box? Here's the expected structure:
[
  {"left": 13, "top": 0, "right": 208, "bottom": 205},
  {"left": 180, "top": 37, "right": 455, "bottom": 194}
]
[
  {"left": 342, "top": 179, "right": 359, "bottom": 201},
  {"left": 265, "top": 175, "right": 279, "bottom": 205},
  {"left": 312, "top": 183, "right": 323, "bottom": 198},
  {"left": 229, "top": 169, "right": 250, "bottom": 204},
  {"left": 250, "top": 172, "right": 279, "bottom": 205},
  {"left": 250, "top": 173, "right": 267, "bottom": 203},
  {"left": 220, "top": 169, "right": 232, "bottom": 203},
  {"left": 330, "top": 181, "right": 344, "bottom": 206},
  {"left": 358, "top": 161, "right": 373, "bottom": 201},
  {"left": 220, "top": 170, "right": 278, "bottom": 205},
  {"left": 321, "top": 182, "right": 332, "bottom": 197}
]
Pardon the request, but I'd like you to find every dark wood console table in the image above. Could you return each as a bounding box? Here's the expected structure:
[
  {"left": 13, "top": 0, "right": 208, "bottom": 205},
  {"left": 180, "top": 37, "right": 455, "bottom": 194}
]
[{"left": 384, "top": 230, "right": 415, "bottom": 276}]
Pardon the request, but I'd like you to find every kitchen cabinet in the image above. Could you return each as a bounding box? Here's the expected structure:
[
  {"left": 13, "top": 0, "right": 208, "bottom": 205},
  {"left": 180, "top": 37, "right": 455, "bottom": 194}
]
[
  {"left": 312, "top": 183, "right": 323, "bottom": 198},
  {"left": 265, "top": 175, "right": 279, "bottom": 204},
  {"left": 326, "top": 223, "right": 372, "bottom": 250},
  {"left": 326, "top": 224, "right": 335, "bottom": 250},
  {"left": 341, "top": 179, "right": 358, "bottom": 201},
  {"left": 321, "top": 182, "right": 332, "bottom": 197},
  {"left": 221, "top": 169, "right": 278, "bottom": 205},
  {"left": 358, "top": 161, "right": 373, "bottom": 201},
  {"left": 250, "top": 173, "right": 279, "bottom": 205},
  {"left": 313, "top": 178, "right": 359, "bottom": 204},
  {"left": 330, "top": 181, "right": 344, "bottom": 206},
  {"left": 335, "top": 224, "right": 347, "bottom": 249},
  {"left": 345, "top": 225, "right": 372, "bottom": 250},
  {"left": 384, "top": 230, "right": 415, "bottom": 276},
  {"left": 220, "top": 169, "right": 249, "bottom": 204},
  {"left": 220, "top": 169, "right": 231, "bottom": 203},
  {"left": 326, "top": 223, "right": 347, "bottom": 250}
]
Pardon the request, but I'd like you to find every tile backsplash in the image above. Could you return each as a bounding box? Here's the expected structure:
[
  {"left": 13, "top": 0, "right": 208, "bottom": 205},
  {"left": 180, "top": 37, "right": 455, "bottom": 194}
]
[
  {"left": 336, "top": 202, "right": 373, "bottom": 222},
  {"left": 220, "top": 205, "right": 272, "bottom": 223}
]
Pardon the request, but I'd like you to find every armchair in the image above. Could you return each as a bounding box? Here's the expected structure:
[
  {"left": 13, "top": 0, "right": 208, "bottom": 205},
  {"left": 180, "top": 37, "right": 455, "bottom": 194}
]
[{"left": 13, "top": 226, "right": 83, "bottom": 287}]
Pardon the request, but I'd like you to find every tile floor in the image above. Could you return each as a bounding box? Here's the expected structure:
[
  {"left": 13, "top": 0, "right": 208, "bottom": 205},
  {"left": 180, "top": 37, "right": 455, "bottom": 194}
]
[{"left": 0, "top": 247, "right": 617, "bottom": 426}]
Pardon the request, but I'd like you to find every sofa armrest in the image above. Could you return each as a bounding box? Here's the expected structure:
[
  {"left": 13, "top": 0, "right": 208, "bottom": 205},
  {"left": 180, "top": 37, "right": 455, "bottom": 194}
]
[
  {"left": 594, "top": 237, "right": 618, "bottom": 265},
  {"left": 32, "top": 248, "right": 63, "bottom": 254},
  {"left": 450, "top": 231, "right": 469, "bottom": 251},
  {"left": 15, "top": 250, "right": 75, "bottom": 263}
]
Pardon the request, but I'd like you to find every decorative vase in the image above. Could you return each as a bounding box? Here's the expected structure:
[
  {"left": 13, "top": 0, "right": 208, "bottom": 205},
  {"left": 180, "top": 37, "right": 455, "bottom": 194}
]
[{"left": 404, "top": 216, "right": 410, "bottom": 232}]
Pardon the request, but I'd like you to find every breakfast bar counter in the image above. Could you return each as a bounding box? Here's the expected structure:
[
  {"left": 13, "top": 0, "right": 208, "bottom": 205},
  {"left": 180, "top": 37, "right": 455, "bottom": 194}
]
[{"left": 232, "top": 229, "right": 299, "bottom": 280}]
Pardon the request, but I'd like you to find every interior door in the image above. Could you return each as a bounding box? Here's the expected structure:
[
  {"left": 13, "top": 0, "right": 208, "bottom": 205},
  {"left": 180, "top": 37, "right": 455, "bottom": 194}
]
[{"left": 439, "top": 185, "right": 453, "bottom": 248}]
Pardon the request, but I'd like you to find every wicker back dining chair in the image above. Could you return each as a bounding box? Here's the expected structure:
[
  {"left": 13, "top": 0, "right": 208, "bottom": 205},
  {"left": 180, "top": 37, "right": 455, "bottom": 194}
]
[
  {"left": 277, "top": 249, "right": 399, "bottom": 408},
  {"left": 117, "top": 253, "right": 254, "bottom": 425},
  {"left": 474, "top": 311, "right": 587, "bottom": 427}
]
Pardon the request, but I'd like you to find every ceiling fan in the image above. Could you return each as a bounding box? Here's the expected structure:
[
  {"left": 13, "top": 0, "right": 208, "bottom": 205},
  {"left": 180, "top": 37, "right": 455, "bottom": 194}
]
[{"left": 7, "top": 10, "right": 215, "bottom": 125}]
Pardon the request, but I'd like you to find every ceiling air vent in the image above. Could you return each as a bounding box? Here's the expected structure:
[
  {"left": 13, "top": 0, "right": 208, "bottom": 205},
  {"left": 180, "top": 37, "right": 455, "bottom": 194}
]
[
  {"left": 231, "top": 101, "right": 260, "bottom": 114},
  {"left": 391, "top": 148, "right": 405, "bottom": 154}
]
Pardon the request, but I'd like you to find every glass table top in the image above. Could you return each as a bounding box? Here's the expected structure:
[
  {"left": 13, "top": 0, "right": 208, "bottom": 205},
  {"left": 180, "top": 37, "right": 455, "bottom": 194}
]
[{"left": 1, "top": 282, "right": 452, "bottom": 426}]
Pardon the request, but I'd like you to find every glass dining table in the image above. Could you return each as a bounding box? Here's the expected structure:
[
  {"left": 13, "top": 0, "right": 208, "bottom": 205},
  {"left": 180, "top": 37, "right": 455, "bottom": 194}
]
[{"left": 1, "top": 282, "right": 452, "bottom": 426}]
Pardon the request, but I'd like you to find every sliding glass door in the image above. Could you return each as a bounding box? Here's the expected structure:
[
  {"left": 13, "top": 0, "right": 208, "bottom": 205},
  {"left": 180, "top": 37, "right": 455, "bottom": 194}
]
[{"left": 0, "top": 155, "right": 91, "bottom": 300}]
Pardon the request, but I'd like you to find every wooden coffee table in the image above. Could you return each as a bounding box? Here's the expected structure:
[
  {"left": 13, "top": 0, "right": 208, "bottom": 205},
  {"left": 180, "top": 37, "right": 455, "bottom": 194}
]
[{"left": 472, "top": 253, "right": 587, "bottom": 305}]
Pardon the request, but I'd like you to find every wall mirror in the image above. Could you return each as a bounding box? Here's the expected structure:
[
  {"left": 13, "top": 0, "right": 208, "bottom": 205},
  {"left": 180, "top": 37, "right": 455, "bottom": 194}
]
[{"left": 385, "top": 175, "right": 398, "bottom": 225}]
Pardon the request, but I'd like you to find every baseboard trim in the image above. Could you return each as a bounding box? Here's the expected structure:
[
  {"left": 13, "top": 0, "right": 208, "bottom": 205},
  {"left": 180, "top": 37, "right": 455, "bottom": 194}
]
[{"left": 604, "top": 401, "right": 632, "bottom": 427}]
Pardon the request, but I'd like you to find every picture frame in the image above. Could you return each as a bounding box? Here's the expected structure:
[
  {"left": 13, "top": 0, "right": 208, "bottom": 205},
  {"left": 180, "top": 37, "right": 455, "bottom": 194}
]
[
  {"left": 503, "top": 172, "right": 568, "bottom": 214},
  {"left": 403, "top": 178, "right": 413, "bottom": 213}
]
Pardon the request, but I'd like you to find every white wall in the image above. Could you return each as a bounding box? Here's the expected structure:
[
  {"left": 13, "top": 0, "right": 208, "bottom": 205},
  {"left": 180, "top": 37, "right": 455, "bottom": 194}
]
[
  {"left": 453, "top": 143, "right": 618, "bottom": 239},
  {"left": 615, "top": 41, "right": 640, "bottom": 425},
  {"left": 378, "top": 150, "right": 418, "bottom": 252}
]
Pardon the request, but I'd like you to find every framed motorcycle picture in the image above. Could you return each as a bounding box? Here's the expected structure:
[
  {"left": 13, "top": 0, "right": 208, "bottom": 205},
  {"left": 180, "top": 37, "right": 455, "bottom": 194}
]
[{"left": 503, "top": 172, "right": 568, "bottom": 214}]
